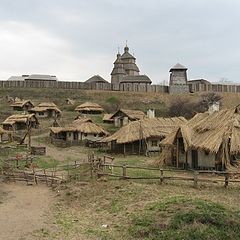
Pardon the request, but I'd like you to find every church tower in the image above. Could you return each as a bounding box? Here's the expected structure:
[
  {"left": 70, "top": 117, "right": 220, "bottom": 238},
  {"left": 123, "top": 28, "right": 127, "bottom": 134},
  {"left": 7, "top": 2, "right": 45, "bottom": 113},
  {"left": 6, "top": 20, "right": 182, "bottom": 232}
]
[
  {"left": 111, "top": 52, "right": 126, "bottom": 90},
  {"left": 121, "top": 45, "right": 139, "bottom": 76}
]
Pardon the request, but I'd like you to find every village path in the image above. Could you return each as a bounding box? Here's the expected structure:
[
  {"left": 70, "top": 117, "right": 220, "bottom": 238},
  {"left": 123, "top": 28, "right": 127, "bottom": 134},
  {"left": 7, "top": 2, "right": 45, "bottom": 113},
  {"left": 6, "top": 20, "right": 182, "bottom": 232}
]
[
  {"left": 0, "top": 182, "right": 54, "bottom": 240},
  {"left": 31, "top": 133, "right": 89, "bottom": 163}
]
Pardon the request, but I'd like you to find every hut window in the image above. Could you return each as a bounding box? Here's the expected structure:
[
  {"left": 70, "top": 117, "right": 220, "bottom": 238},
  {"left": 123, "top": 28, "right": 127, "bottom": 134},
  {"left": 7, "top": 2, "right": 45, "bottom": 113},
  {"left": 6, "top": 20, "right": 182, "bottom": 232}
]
[
  {"left": 84, "top": 133, "right": 88, "bottom": 137},
  {"left": 39, "top": 112, "right": 44, "bottom": 116},
  {"left": 204, "top": 150, "right": 210, "bottom": 156},
  {"left": 151, "top": 140, "right": 158, "bottom": 147},
  {"left": 94, "top": 134, "right": 97, "bottom": 137}
]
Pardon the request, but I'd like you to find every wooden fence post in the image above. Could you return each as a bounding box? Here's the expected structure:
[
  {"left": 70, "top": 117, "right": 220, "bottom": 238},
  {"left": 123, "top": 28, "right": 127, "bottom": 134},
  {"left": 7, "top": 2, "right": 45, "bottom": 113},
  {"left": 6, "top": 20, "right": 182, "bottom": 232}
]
[
  {"left": 122, "top": 164, "right": 127, "bottom": 179},
  {"left": 224, "top": 173, "right": 229, "bottom": 188},
  {"left": 160, "top": 169, "right": 164, "bottom": 184},
  {"left": 193, "top": 171, "right": 198, "bottom": 188}
]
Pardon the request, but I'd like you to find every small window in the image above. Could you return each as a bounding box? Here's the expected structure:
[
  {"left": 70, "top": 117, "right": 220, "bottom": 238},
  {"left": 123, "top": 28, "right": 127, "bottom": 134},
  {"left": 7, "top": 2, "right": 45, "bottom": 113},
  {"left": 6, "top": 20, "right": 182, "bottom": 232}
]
[
  {"left": 94, "top": 134, "right": 97, "bottom": 137},
  {"left": 205, "top": 150, "right": 210, "bottom": 156},
  {"left": 151, "top": 140, "right": 158, "bottom": 147},
  {"left": 84, "top": 133, "right": 88, "bottom": 137}
]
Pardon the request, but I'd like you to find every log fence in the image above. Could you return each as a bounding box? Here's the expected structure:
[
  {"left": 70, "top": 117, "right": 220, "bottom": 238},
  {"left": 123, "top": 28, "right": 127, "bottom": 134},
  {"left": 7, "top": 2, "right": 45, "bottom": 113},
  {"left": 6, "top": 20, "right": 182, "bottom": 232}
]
[{"left": 96, "top": 162, "right": 240, "bottom": 188}]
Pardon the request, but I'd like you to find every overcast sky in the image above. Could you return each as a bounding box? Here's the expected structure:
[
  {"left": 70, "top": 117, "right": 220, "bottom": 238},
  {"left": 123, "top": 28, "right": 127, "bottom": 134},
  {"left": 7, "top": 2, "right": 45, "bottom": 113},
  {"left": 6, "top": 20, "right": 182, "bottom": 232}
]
[{"left": 0, "top": 0, "right": 239, "bottom": 84}]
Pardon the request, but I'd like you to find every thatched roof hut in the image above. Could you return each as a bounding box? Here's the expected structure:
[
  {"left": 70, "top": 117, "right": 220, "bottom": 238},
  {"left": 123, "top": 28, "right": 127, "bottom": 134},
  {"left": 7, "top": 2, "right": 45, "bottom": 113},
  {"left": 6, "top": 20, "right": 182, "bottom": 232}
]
[
  {"left": 29, "top": 102, "right": 61, "bottom": 118},
  {"left": 103, "top": 114, "right": 114, "bottom": 123},
  {"left": 10, "top": 100, "right": 34, "bottom": 111},
  {"left": 111, "top": 109, "right": 145, "bottom": 121},
  {"left": 160, "top": 106, "right": 240, "bottom": 170},
  {"left": 2, "top": 114, "right": 39, "bottom": 131},
  {"left": 75, "top": 102, "right": 104, "bottom": 114},
  {"left": 50, "top": 119, "right": 109, "bottom": 146},
  {"left": 102, "top": 117, "right": 186, "bottom": 155}
]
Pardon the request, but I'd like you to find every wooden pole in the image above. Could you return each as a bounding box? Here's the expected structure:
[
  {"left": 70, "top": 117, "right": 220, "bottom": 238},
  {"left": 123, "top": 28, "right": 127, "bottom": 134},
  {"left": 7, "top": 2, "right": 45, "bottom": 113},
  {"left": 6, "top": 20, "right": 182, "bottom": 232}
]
[
  {"left": 193, "top": 171, "right": 198, "bottom": 188},
  {"left": 176, "top": 138, "right": 179, "bottom": 168},
  {"left": 123, "top": 143, "right": 126, "bottom": 157},
  {"left": 224, "top": 173, "right": 229, "bottom": 188},
  {"left": 122, "top": 164, "right": 127, "bottom": 179},
  {"left": 160, "top": 169, "right": 164, "bottom": 184}
]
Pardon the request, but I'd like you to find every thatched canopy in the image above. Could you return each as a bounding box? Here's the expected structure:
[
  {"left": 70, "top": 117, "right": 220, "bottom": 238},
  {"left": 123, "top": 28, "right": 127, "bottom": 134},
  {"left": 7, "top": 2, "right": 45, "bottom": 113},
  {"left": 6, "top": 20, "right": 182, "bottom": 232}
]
[
  {"left": 103, "top": 114, "right": 114, "bottom": 122},
  {"left": 161, "top": 106, "right": 240, "bottom": 155},
  {"left": 72, "top": 117, "right": 92, "bottom": 125},
  {"left": 10, "top": 100, "right": 34, "bottom": 108},
  {"left": 29, "top": 102, "right": 61, "bottom": 114},
  {"left": 50, "top": 121, "right": 109, "bottom": 136},
  {"left": 110, "top": 109, "right": 145, "bottom": 121},
  {"left": 75, "top": 102, "right": 104, "bottom": 113},
  {"left": 103, "top": 117, "right": 186, "bottom": 144},
  {"left": 2, "top": 114, "right": 39, "bottom": 126}
]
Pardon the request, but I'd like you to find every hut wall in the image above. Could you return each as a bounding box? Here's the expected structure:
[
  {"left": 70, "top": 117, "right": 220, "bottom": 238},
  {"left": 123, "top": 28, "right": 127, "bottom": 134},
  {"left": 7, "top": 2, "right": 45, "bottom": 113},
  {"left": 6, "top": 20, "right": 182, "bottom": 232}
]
[
  {"left": 114, "top": 116, "right": 129, "bottom": 127},
  {"left": 80, "top": 133, "right": 104, "bottom": 142},
  {"left": 197, "top": 150, "right": 215, "bottom": 168},
  {"left": 146, "top": 138, "right": 161, "bottom": 152},
  {"left": 34, "top": 111, "right": 49, "bottom": 118}
]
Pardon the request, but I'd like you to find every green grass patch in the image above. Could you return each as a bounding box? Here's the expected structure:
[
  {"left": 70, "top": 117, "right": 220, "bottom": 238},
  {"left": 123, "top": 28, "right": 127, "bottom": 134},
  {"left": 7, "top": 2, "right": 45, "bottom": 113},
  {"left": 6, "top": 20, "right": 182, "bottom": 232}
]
[{"left": 129, "top": 196, "right": 240, "bottom": 240}]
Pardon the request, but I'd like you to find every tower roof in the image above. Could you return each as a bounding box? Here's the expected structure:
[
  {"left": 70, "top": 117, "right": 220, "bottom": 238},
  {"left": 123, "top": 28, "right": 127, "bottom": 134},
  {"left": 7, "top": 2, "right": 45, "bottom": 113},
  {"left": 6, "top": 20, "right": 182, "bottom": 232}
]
[
  {"left": 169, "top": 63, "right": 188, "bottom": 72},
  {"left": 121, "top": 45, "right": 136, "bottom": 60},
  {"left": 111, "top": 53, "right": 126, "bottom": 75}
]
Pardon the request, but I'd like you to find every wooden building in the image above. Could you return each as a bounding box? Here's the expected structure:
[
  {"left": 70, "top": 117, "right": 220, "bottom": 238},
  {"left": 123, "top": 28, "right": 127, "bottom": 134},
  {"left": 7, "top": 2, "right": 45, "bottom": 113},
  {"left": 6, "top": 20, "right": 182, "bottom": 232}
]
[
  {"left": 110, "top": 109, "right": 145, "bottom": 127},
  {"left": 160, "top": 106, "right": 240, "bottom": 170},
  {"left": 50, "top": 118, "right": 109, "bottom": 146},
  {"left": 102, "top": 114, "right": 114, "bottom": 124},
  {"left": 10, "top": 100, "right": 34, "bottom": 111},
  {"left": 2, "top": 114, "right": 39, "bottom": 131},
  {"left": 102, "top": 117, "right": 186, "bottom": 155},
  {"left": 29, "top": 102, "right": 61, "bottom": 118}
]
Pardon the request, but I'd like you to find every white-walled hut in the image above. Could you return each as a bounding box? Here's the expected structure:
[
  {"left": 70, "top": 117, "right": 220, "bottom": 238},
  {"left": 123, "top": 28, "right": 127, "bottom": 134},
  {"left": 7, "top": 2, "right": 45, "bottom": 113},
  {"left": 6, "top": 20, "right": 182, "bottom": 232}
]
[
  {"left": 102, "top": 117, "right": 186, "bottom": 155},
  {"left": 2, "top": 114, "right": 39, "bottom": 131},
  {"left": 75, "top": 102, "right": 104, "bottom": 114},
  {"left": 160, "top": 105, "right": 240, "bottom": 170},
  {"left": 50, "top": 117, "right": 109, "bottom": 146},
  {"left": 110, "top": 109, "right": 146, "bottom": 127},
  {"left": 28, "top": 102, "right": 61, "bottom": 118}
]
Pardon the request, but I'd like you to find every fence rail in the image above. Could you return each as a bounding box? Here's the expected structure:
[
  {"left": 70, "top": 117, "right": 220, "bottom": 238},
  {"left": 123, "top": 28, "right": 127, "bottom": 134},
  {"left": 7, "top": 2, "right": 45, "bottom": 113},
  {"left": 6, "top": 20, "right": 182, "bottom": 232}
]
[{"left": 96, "top": 163, "right": 240, "bottom": 188}]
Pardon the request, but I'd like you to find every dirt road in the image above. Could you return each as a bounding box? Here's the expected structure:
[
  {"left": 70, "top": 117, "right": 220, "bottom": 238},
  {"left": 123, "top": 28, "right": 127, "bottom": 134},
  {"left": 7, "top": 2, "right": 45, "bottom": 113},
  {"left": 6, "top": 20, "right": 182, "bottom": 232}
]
[{"left": 0, "top": 182, "right": 54, "bottom": 240}]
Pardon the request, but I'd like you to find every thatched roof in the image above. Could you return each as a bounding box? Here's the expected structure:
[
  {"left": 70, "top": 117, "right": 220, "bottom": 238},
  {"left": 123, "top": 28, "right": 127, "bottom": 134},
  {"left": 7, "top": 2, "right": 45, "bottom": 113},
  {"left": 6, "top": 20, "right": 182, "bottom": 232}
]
[
  {"left": 110, "top": 109, "right": 145, "bottom": 121},
  {"left": 103, "top": 117, "right": 186, "bottom": 144},
  {"left": 75, "top": 102, "right": 104, "bottom": 112},
  {"left": 10, "top": 100, "right": 34, "bottom": 108},
  {"left": 29, "top": 102, "right": 61, "bottom": 113},
  {"left": 72, "top": 117, "right": 92, "bottom": 125},
  {"left": 161, "top": 106, "right": 240, "bottom": 155},
  {"left": 85, "top": 75, "right": 109, "bottom": 84},
  {"left": 103, "top": 114, "right": 114, "bottom": 122},
  {"left": 50, "top": 121, "right": 109, "bottom": 136},
  {"left": 2, "top": 114, "right": 38, "bottom": 125}
]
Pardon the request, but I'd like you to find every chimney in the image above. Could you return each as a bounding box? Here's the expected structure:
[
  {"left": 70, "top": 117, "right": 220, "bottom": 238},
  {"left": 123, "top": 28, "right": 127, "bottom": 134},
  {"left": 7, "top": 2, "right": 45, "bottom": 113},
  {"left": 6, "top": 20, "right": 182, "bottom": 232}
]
[
  {"left": 147, "top": 109, "right": 155, "bottom": 118},
  {"left": 208, "top": 101, "right": 220, "bottom": 114}
]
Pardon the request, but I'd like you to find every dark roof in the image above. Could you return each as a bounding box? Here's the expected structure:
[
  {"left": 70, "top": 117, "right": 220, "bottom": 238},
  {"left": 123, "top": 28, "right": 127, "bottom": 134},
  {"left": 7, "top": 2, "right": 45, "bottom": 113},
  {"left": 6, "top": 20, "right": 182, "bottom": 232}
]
[
  {"left": 120, "top": 75, "right": 152, "bottom": 83},
  {"left": 188, "top": 79, "right": 211, "bottom": 84},
  {"left": 25, "top": 74, "right": 58, "bottom": 81},
  {"left": 121, "top": 46, "right": 136, "bottom": 60},
  {"left": 85, "top": 75, "right": 109, "bottom": 84},
  {"left": 169, "top": 63, "right": 188, "bottom": 72}
]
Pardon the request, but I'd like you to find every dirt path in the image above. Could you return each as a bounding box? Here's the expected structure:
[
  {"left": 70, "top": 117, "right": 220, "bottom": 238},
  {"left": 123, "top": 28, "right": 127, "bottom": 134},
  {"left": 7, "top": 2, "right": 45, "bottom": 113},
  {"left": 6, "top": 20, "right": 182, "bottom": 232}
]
[
  {"left": 0, "top": 182, "right": 54, "bottom": 240},
  {"left": 31, "top": 133, "right": 89, "bottom": 163}
]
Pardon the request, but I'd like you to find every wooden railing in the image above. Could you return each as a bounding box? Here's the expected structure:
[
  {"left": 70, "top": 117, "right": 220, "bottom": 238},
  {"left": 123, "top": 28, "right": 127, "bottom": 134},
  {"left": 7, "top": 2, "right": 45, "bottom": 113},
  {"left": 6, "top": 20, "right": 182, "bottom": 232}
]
[{"left": 96, "top": 163, "right": 240, "bottom": 188}]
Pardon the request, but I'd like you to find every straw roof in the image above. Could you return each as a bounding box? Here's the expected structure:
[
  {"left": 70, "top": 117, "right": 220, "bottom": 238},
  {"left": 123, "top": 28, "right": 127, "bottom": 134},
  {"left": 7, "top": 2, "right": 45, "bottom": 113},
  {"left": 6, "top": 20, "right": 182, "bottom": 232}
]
[
  {"left": 10, "top": 100, "right": 34, "bottom": 108},
  {"left": 72, "top": 117, "right": 92, "bottom": 125},
  {"left": 103, "top": 114, "right": 114, "bottom": 122},
  {"left": 75, "top": 102, "right": 104, "bottom": 112},
  {"left": 103, "top": 117, "right": 186, "bottom": 144},
  {"left": 110, "top": 109, "right": 145, "bottom": 121},
  {"left": 2, "top": 114, "right": 38, "bottom": 125},
  {"left": 50, "top": 121, "right": 109, "bottom": 136},
  {"left": 161, "top": 106, "right": 240, "bottom": 155},
  {"left": 29, "top": 102, "right": 61, "bottom": 113}
]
